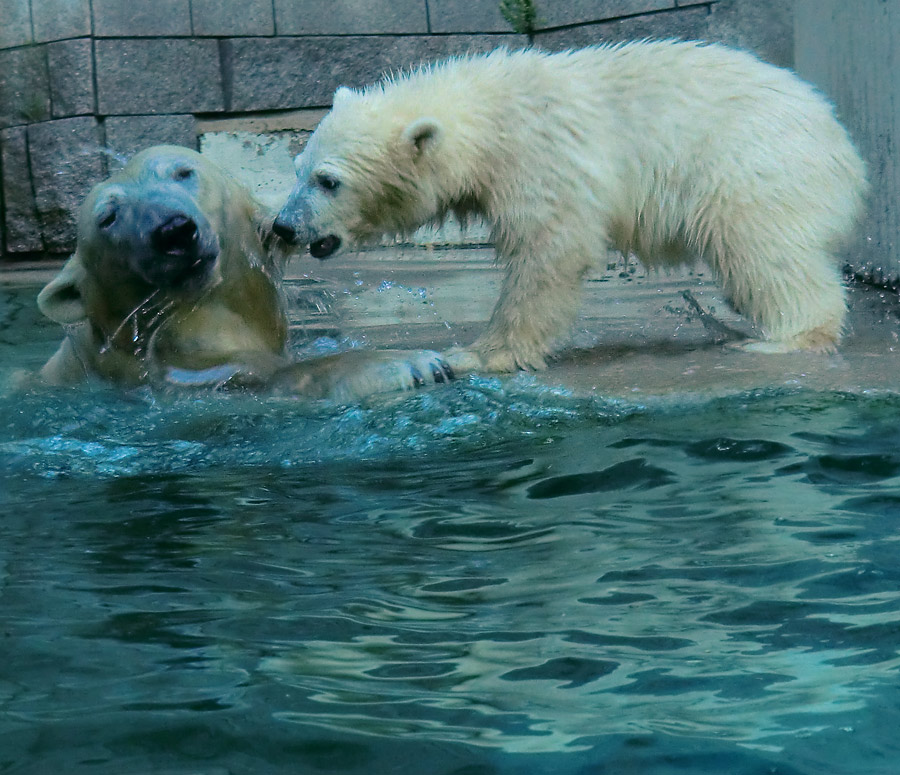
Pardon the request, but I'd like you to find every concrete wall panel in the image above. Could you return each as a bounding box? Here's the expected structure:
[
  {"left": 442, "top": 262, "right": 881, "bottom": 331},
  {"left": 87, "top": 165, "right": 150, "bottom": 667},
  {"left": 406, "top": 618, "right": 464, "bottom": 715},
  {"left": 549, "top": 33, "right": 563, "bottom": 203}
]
[
  {"left": 48, "top": 39, "right": 95, "bottom": 119},
  {"left": 274, "top": 0, "right": 428, "bottom": 35},
  {"left": 92, "top": 0, "right": 192, "bottom": 37},
  {"left": 95, "top": 39, "right": 223, "bottom": 115},
  {"left": 796, "top": 1, "right": 900, "bottom": 281}
]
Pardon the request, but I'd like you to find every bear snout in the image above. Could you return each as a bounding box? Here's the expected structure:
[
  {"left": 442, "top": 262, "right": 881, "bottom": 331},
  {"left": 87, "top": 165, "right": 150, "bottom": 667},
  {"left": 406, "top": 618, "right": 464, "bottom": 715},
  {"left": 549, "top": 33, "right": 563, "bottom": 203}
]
[
  {"left": 151, "top": 214, "right": 198, "bottom": 256},
  {"left": 271, "top": 217, "right": 297, "bottom": 244},
  {"left": 309, "top": 235, "right": 341, "bottom": 259},
  {"left": 127, "top": 204, "right": 219, "bottom": 290}
]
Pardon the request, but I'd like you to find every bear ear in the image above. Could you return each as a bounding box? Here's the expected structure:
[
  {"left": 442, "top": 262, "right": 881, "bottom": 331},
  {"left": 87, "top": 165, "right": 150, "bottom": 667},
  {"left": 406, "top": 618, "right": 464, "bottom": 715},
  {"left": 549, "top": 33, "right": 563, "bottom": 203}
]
[
  {"left": 402, "top": 117, "right": 442, "bottom": 159},
  {"left": 332, "top": 86, "right": 354, "bottom": 106},
  {"left": 37, "top": 254, "right": 89, "bottom": 324}
]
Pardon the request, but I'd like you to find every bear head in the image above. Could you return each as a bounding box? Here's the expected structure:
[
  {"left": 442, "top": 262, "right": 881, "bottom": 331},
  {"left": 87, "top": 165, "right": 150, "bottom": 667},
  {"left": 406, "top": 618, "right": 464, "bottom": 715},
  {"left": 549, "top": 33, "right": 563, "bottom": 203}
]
[
  {"left": 37, "top": 145, "right": 288, "bottom": 384},
  {"left": 273, "top": 86, "right": 445, "bottom": 259}
]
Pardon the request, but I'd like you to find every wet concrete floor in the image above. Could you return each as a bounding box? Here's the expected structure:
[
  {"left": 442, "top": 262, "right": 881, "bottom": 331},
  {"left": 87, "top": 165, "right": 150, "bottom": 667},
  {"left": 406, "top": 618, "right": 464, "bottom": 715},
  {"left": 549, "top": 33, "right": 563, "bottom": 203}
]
[{"left": 284, "top": 244, "right": 900, "bottom": 400}]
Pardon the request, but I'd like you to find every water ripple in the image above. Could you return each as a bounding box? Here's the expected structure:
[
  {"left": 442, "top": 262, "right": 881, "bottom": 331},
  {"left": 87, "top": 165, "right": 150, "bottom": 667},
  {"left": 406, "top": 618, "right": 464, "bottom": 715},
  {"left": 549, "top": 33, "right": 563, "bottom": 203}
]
[{"left": 2, "top": 371, "right": 900, "bottom": 770}]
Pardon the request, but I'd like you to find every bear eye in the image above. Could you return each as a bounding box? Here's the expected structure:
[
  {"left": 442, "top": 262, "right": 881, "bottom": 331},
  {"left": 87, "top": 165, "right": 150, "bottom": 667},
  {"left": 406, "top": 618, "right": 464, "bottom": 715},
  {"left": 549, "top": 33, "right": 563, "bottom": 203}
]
[
  {"left": 98, "top": 205, "right": 117, "bottom": 230},
  {"left": 315, "top": 173, "right": 340, "bottom": 192},
  {"left": 173, "top": 166, "right": 195, "bottom": 181}
]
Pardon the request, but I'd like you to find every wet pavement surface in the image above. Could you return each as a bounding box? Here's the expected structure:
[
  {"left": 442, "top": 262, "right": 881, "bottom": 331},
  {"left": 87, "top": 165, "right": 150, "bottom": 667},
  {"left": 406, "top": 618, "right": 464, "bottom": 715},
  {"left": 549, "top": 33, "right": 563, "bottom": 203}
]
[{"left": 283, "top": 244, "right": 900, "bottom": 400}]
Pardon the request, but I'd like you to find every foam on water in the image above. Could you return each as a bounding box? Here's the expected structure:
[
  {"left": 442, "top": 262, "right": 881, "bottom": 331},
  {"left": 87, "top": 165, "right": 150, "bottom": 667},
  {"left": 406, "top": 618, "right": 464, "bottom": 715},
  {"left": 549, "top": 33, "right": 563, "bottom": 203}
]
[{"left": 1, "top": 368, "right": 643, "bottom": 478}]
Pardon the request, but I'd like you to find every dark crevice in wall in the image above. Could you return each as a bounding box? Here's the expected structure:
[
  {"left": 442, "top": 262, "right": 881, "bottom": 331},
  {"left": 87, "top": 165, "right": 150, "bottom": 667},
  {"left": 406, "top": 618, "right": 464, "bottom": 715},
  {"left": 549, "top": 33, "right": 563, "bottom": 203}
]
[
  {"left": 218, "top": 39, "right": 234, "bottom": 114},
  {"left": 88, "top": 0, "right": 99, "bottom": 116},
  {"left": 533, "top": 3, "right": 714, "bottom": 35},
  {"left": 43, "top": 44, "right": 53, "bottom": 118},
  {"left": 27, "top": 0, "right": 35, "bottom": 42},
  {"left": 0, "top": 135, "right": 5, "bottom": 256},
  {"left": 96, "top": 116, "right": 109, "bottom": 176},
  {"left": 0, "top": 37, "right": 95, "bottom": 53},
  {"left": 22, "top": 129, "right": 47, "bottom": 254},
  {"left": 90, "top": 38, "right": 100, "bottom": 116},
  {"left": 81, "top": 31, "right": 520, "bottom": 41}
]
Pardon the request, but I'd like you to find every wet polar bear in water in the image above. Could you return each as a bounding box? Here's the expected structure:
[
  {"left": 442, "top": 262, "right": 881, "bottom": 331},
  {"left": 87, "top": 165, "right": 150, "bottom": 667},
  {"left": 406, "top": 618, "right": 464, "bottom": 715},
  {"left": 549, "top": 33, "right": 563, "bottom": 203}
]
[
  {"left": 37, "top": 145, "right": 453, "bottom": 398},
  {"left": 273, "top": 41, "right": 867, "bottom": 372}
]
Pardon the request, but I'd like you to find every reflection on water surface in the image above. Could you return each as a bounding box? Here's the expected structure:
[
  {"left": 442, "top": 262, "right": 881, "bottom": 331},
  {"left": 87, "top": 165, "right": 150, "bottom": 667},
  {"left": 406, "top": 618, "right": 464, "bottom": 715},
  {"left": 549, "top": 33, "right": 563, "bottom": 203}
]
[{"left": 2, "top": 285, "right": 900, "bottom": 773}]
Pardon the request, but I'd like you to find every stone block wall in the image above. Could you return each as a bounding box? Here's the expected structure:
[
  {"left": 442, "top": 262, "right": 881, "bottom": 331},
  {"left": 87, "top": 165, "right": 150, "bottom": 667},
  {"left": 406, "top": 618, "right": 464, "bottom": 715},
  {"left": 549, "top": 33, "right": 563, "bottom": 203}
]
[{"left": 0, "top": 0, "right": 790, "bottom": 260}]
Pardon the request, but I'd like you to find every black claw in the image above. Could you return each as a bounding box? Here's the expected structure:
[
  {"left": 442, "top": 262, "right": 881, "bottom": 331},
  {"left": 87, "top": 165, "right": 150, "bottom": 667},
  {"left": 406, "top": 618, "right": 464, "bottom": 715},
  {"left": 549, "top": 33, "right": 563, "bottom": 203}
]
[
  {"left": 430, "top": 363, "right": 446, "bottom": 383},
  {"left": 441, "top": 361, "right": 455, "bottom": 381},
  {"left": 410, "top": 366, "right": 425, "bottom": 388}
]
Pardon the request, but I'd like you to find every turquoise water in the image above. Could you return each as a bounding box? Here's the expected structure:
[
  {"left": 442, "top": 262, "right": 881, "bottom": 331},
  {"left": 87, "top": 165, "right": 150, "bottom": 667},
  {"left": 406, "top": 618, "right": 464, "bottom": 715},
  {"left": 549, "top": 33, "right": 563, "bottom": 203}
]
[{"left": 2, "top": 285, "right": 900, "bottom": 773}]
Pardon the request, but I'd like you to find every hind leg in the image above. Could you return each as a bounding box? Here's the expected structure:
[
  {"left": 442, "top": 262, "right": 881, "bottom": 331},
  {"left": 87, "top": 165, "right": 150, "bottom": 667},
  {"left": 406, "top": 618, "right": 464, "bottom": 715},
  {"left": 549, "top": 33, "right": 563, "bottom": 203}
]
[{"left": 709, "top": 232, "right": 846, "bottom": 353}]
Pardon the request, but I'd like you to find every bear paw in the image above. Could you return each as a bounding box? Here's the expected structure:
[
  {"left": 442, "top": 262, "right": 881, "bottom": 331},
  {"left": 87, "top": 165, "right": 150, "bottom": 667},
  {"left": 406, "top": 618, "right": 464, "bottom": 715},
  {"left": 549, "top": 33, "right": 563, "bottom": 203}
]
[
  {"left": 738, "top": 333, "right": 839, "bottom": 355},
  {"left": 446, "top": 345, "right": 548, "bottom": 373},
  {"left": 444, "top": 347, "right": 485, "bottom": 375},
  {"left": 275, "top": 349, "right": 455, "bottom": 401},
  {"left": 332, "top": 349, "right": 455, "bottom": 400}
]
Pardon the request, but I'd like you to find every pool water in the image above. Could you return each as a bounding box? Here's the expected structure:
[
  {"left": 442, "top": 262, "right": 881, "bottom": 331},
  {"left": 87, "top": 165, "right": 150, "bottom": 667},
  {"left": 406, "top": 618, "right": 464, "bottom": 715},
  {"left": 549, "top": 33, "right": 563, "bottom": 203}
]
[{"left": 2, "top": 285, "right": 900, "bottom": 774}]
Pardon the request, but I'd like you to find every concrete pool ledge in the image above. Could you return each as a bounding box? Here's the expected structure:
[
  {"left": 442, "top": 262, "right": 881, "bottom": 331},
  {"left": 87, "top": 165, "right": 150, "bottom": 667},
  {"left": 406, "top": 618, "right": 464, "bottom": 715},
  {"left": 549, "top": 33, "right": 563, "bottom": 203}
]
[{"left": 3, "top": 244, "right": 898, "bottom": 401}]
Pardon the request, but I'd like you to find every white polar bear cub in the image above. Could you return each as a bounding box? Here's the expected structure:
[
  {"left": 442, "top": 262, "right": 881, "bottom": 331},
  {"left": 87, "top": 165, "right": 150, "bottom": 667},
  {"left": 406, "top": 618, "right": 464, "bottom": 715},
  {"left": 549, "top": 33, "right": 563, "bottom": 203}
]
[{"left": 274, "top": 41, "right": 868, "bottom": 372}]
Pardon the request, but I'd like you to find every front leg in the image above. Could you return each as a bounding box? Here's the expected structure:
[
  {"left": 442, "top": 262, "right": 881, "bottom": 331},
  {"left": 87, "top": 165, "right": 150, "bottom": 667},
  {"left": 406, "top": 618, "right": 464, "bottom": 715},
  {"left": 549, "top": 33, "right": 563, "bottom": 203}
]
[
  {"left": 270, "top": 349, "right": 455, "bottom": 401},
  {"left": 448, "top": 244, "right": 592, "bottom": 373},
  {"left": 160, "top": 351, "right": 289, "bottom": 389}
]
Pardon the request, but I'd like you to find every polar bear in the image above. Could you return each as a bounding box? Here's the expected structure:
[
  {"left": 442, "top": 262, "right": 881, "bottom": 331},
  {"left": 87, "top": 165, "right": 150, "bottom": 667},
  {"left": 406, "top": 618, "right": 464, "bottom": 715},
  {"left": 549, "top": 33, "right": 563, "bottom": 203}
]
[
  {"left": 37, "top": 145, "right": 453, "bottom": 398},
  {"left": 273, "top": 41, "right": 868, "bottom": 372}
]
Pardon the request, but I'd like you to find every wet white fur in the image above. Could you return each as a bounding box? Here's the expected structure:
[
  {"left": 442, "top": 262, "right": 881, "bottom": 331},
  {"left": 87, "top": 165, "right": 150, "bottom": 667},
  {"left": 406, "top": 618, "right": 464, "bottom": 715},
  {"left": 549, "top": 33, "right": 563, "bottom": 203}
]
[{"left": 288, "top": 41, "right": 868, "bottom": 371}]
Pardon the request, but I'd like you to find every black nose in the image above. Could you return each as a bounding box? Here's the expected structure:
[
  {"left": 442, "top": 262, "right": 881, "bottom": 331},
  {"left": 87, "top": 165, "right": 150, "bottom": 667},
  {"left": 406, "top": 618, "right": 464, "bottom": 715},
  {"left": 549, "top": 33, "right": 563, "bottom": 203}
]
[
  {"left": 272, "top": 217, "right": 297, "bottom": 244},
  {"left": 151, "top": 215, "right": 198, "bottom": 255}
]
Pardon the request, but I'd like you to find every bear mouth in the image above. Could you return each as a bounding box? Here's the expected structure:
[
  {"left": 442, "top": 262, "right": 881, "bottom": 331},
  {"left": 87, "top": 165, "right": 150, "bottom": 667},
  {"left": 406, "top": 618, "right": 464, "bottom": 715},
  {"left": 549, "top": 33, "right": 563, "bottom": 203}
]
[
  {"left": 151, "top": 214, "right": 199, "bottom": 257},
  {"left": 309, "top": 235, "right": 341, "bottom": 259},
  {"left": 115, "top": 207, "right": 218, "bottom": 291}
]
